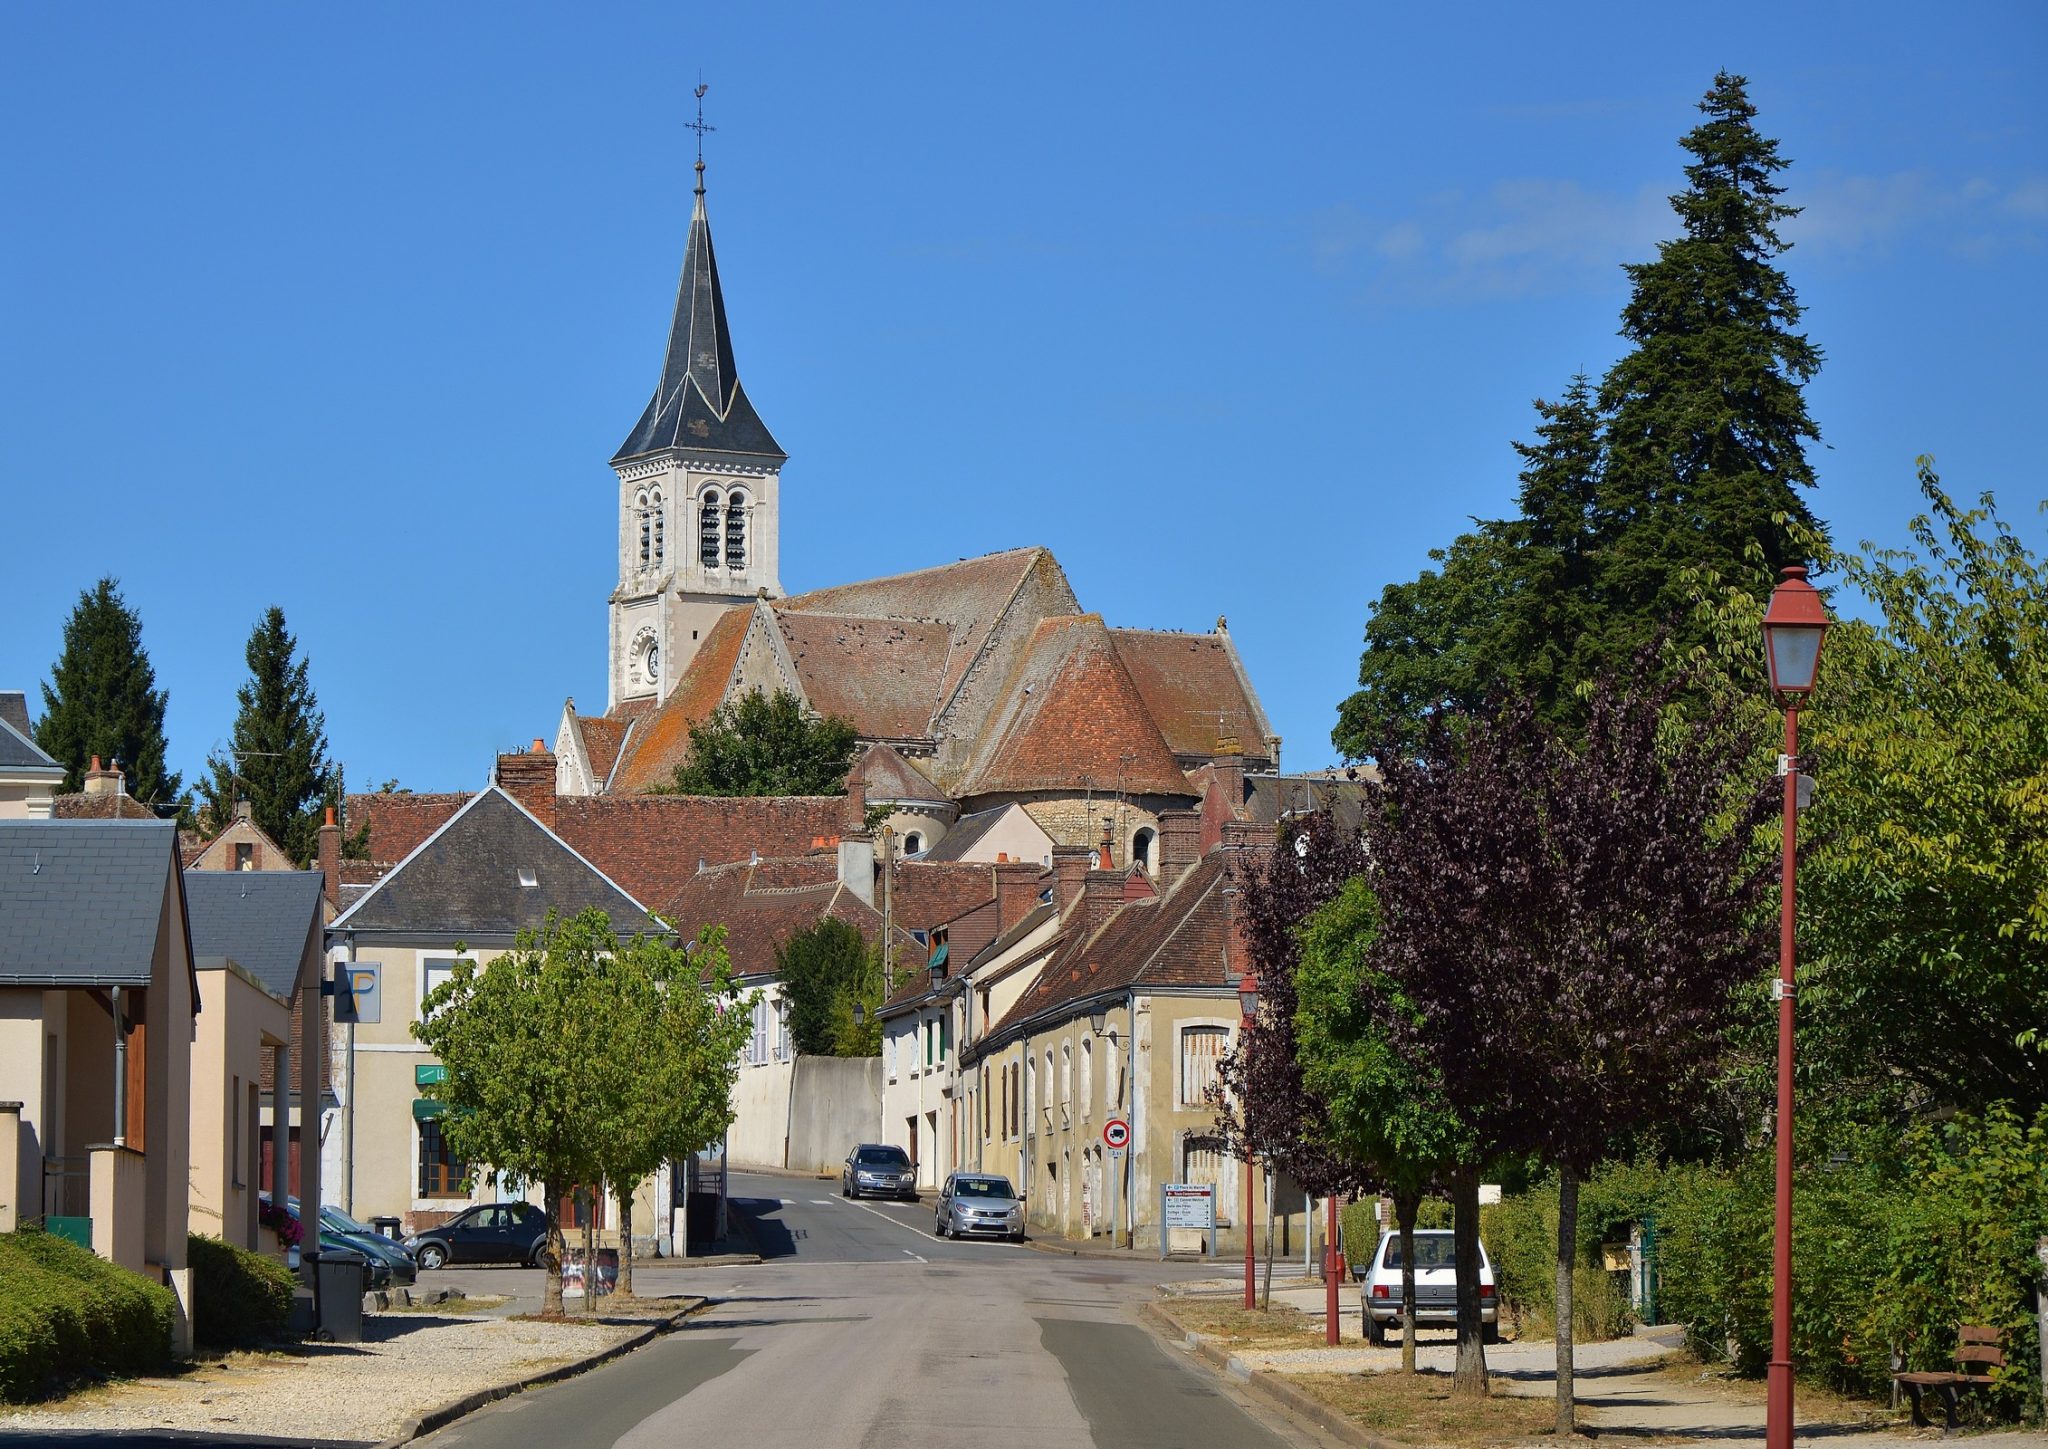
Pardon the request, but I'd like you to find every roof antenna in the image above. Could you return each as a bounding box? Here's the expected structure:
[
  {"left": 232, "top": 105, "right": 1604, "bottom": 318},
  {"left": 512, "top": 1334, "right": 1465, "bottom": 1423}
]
[{"left": 689, "top": 79, "right": 715, "bottom": 196}]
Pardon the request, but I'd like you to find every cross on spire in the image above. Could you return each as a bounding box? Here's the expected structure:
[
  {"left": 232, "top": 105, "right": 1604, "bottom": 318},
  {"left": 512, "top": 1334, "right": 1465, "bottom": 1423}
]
[{"left": 688, "top": 81, "right": 715, "bottom": 194}]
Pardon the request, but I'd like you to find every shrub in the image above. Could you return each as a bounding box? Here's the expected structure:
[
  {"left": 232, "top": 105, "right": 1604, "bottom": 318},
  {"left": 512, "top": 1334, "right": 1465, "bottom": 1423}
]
[
  {"left": 0, "top": 1229, "right": 174, "bottom": 1402},
  {"left": 187, "top": 1234, "right": 297, "bottom": 1349},
  {"left": 1480, "top": 1178, "right": 1636, "bottom": 1340}
]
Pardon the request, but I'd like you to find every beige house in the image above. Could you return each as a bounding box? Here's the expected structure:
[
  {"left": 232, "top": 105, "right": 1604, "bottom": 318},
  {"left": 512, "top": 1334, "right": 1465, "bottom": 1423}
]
[
  {"left": 183, "top": 871, "right": 327, "bottom": 1252},
  {"left": 185, "top": 805, "right": 296, "bottom": 876},
  {"left": 0, "top": 819, "right": 196, "bottom": 1350},
  {"left": 0, "top": 694, "right": 63, "bottom": 819}
]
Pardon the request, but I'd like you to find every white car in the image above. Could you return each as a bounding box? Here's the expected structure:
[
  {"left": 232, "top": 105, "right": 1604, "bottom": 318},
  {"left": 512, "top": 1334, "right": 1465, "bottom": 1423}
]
[{"left": 1361, "top": 1228, "right": 1500, "bottom": 1345}]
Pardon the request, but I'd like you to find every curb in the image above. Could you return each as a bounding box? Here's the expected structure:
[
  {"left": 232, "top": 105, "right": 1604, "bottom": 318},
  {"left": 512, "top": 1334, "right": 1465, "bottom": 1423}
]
[
  {"left": 372, "top": 1297, "right": 707, "bottom": 1448},
  {"left": 1136, "top": 1301, "right": 1412, "bottom": 1449}
]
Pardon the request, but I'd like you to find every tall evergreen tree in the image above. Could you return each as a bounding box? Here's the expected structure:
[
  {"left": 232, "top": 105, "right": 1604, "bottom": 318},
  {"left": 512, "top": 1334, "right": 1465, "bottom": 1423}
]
[
  {"left": 196, "top": 607, "right": 336, "bottom": 865},
  {"left": 1595, "top": 69, "right": 1826, "bottom": 656},
  {"left": 36, "top": 577, "right": 182, "bottom": 807},
  {"left": 1336, "top": 73, "right": 1826, "bottom": 758}
]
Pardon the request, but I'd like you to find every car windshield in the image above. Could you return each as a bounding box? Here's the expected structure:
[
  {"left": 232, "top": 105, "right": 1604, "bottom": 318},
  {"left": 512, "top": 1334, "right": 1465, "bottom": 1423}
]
[
  {"left": 323, "top": 1205, "right": 375, "bottom": 1235},
  {"left": 1381, "top": 1234, "right": 1473, "bottom": 1270},
  {"left": 856, "top": 1148, "right": 910, "bottom": 1167},
  {"left": 953, "top": 1178, "right": 1013, "bottom": 1199}
]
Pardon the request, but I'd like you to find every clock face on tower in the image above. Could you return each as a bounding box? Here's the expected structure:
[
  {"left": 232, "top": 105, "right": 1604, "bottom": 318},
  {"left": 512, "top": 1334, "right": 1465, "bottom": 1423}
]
[{"left": 644, "top": 642, "right": 660, "bottom": 683}]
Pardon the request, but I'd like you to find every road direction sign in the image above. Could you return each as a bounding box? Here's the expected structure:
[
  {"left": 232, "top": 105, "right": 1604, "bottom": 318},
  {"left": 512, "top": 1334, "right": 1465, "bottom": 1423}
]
[{"left": 1103, "top": 1117, "right": 1131, "bottom": 1151}]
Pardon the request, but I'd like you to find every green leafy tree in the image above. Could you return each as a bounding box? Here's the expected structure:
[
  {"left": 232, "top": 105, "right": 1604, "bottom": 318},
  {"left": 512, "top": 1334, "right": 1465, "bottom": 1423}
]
[
  {"left": 656, "top": 689, "right": 858, "bottom": 797},
  {"left": 585, "top": 924, "right": 753, "bottom": 1294},
  {"left": 413, "top": 908, "right": 754, "bottom": 1316},
  {"left": 777, "top": 916, "right": 884, "bottom": 1057},
  {"left": 36, "top": 577, "right": 183, "bottom": 808},
  {"left": 194, "top": 607, "right": 336, "bottom": 864},
  {"left": 1337, "top": 73, "right": 1826, "bottom": 758}
]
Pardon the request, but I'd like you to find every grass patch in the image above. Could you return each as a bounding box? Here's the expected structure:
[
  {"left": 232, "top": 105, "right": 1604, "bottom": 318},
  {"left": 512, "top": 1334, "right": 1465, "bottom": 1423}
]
[
  {"left": 1291, "top": 1370, "right": 1556, "bottom": 1447},
  {"left": 1154, "top": 1296, "right": 1331, "bottom": 1354}
]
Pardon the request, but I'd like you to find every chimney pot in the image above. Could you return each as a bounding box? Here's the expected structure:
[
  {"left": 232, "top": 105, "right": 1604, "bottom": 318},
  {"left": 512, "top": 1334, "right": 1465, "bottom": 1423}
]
[
  {"left": 530, "top": 738, "right": 546, "bottom": 754},
  {"left": 317, "top": 807, "right": 342, "bottom": 908}
]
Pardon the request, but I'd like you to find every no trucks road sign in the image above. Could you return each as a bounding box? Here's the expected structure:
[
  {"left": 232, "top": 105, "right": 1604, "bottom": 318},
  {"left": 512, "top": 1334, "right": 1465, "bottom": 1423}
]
[{"left": 1103, "top": 1117, "right": 1131, "bottom": 1151}]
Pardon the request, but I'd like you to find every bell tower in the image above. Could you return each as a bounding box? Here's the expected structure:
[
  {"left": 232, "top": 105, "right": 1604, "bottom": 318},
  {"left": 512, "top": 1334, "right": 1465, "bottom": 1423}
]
[{"left": 608, "top": 118, "right": 785, "bottom": 710}]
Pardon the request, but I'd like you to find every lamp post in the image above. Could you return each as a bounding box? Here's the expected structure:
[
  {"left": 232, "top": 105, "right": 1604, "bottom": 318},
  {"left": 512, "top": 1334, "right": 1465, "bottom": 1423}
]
[
  {"left": 1761, "top": 564, "right": 1829, "bottom": 1449},
  {"left": 1238, "top": 971, "right": 1260, "bottom": 1310}
]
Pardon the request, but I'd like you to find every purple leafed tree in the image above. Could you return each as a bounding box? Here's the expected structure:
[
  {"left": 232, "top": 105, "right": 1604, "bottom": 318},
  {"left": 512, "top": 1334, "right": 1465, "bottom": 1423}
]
[{"left": 1364, "top": 674, "right": 1774, "bottom": 1410}]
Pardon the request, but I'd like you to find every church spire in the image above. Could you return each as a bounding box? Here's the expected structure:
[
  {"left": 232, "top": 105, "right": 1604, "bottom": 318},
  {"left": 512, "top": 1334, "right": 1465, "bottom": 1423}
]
[{"left": 614, "top": 97, "right": 784, "bottom": 464}]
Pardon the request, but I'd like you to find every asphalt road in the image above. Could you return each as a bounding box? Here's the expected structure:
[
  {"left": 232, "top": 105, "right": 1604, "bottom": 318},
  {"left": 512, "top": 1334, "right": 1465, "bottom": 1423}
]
[{"left": 414, "top": 1169, "right": 1307, "bottom": 1449}]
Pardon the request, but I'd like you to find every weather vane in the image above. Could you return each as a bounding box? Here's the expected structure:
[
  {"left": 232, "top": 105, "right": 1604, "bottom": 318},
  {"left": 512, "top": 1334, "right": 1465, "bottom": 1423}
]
[{"left": 688, "top": 79, "right": 715, "bottom": 191}]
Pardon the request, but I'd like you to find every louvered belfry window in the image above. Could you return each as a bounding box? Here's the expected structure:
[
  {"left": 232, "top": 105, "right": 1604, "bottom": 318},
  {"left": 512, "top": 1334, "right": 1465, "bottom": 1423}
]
[
  {"left": 725, "top": 490, "right": 747, "bottom": 568},
  {"left": 700, "top": 491, "right": 722, "bottom": 567},
  {"left": 650, "top": 489, "right": 664, "bottom": 565}
]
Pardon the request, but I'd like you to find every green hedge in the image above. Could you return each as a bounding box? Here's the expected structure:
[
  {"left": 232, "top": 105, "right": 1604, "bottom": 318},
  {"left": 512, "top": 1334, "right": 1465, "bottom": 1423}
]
[
  {"left": 187, "top": 1234, "right": 297, "bottom": 1349},
  {"left": 0, "top": 1230, "right": 174, "bottom": 1402}
]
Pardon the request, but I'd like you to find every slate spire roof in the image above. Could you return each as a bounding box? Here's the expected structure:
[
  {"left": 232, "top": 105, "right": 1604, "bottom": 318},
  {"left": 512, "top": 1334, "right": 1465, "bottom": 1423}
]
[{"left": 614, "top": 171, "right": 785, "bottom": 464}]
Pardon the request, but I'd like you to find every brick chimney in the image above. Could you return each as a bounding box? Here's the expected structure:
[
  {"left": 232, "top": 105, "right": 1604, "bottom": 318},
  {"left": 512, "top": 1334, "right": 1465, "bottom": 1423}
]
[
  {"left": 1097, "top": 814, "right": 1116, "bottom": 871},
  {"left": 1052, "top": 845, "right": 1093, "bottom": 915},
  {"left": 1082, "top": 868, "right": 1123, "bottom": 941},
  {"left": 1211, "top": 736, "right": 1246, "bottom": 816},
  {"left": 1157, "top": 808, "right": 1201, "bottom": 881},
  {"left": 317, "top": 806, "right": 341, "bottom": 909},
  {"left": 83, "top": 755, "right": 123, "bottom": 797},
  {"left": 994, "top": 861, "right": 1044, "bottom": 932},
  {"left": 842, "top": 771, "right": 869, "bottom": 838},
  {"left": 496, "top": 739, "right": 557, "bottom": 832},
  {"left": 1221, "top": 820, "right": 1277, "bottom": 851}
]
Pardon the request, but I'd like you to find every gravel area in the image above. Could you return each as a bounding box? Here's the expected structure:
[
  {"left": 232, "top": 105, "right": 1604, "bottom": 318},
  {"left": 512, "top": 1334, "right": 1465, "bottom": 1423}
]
[
  {"left": 1232, "top": 1328, "right": 1672, "bottom": 1376},
  {"left": 0, "top": 1310, "right": 641, "bottom": 1444}
]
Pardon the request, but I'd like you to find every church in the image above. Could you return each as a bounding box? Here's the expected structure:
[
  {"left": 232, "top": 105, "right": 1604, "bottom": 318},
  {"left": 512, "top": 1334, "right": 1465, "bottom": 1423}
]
[{"left": 552, "top": 154, "right": 1280, "bottom": 873}]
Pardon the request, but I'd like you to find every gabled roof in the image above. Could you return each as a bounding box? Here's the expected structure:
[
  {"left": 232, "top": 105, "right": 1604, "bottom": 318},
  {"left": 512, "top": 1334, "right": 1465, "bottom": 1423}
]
[
  {"left": 579, "top": 716, "right": 634, "bottom": 788},
  {"left": 1110, "top": 626, "right": 1276, "bottom": 763},
  {"left": 556, "top": 793, "right": 856, "bottom": 909},
  {"left": 344, "top": 792, "right": 470, "bottom": 865},
  {"left": 856, "top": 743, "right": 947, "bottom": 806},
  {"left": 614, "top": 182, "right": 785, "bottom": 464},
  {"left": 332, "top": 788, "right": 655, "bottom": 940},
  {"left": 0, "top": 820, "right": 182, "bottom": 986},
  {"left": 610, "top": 607, "right": 751, "bottom": 793},
  {"left": 184, "top": 870, "right": 324, "bottom": 1002},
  {"left": 658, "top": 856, "right": 915, "bottom": 980},
  {"left": 0, "top": 710, "right": 61, "bottom": 776},
  {"left": 0, "top": 692, "right": 31, "bottom": 738},
  {"left": 917, "top": 805, "right": 1006, "bottom": 862},
  {"left": 52, "top": 790, "right": 157, "bottom": 820},
  {"left": 777, "top": 614, "right": 952, "bottom": 741},
  {"left": 989, "top": 851, "right": 1239, "bottom": 1037},
  {"left": 961, "top": 614, "right": 1191, "bottom": 799}
]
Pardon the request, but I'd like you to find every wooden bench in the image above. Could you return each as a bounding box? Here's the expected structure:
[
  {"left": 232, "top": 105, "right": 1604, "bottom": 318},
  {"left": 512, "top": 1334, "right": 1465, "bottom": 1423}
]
[{"left": 1893, "top": 1325, "right": 2004, "bottom": 1432}]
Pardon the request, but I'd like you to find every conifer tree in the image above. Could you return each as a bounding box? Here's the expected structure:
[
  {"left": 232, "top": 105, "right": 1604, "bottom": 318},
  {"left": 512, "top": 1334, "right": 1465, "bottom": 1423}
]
[
  {"left": 196, "top": 607, "right": 335, "bottom": 864},
  {"left": 36, "top": 577, "right": 183, "bottom": 807}
]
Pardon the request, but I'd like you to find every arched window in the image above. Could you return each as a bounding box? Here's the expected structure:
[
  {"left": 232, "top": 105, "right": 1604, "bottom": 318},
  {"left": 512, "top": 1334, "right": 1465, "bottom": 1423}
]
[
  {"left": 636, "top": 489, "right": 651, "bottom": 567},
  {"left": 650, "top": 488, "right": 664, "bottom": 566},
  {"left": 699, "top": 490, "right": 722, "bottom": 568},
  {"left": 903, "top": 831, "right": 923, "bottom": 855},
  {"left": 1078, "top": 1037, "right": 1093, "bottom": 1121},
  {"left": 725, "top": 490, "right": 748, "bottom": 569},
  {"left": 1132, "top": 827, "right": 1156, "bottom": 874}
]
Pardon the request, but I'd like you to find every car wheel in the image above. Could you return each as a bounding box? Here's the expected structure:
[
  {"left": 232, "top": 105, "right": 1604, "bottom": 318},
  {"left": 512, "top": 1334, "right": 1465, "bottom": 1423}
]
[
  {"left": 416, "top": 1243, "right": 447, "bottom": 1270},
  {"left": 934, "top": 1216, "right": 948, "bottom": 1238},
  {"left": 1483, "top": 1322, "right": 1501, "bottom": 1346},
  {"left": 526, "top": 1242, "right": 546, "bottom": 1268}
]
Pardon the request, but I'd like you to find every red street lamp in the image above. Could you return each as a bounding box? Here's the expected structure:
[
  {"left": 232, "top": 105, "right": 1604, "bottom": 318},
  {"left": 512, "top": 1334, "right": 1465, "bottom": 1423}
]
[
  {"left": 1761, "top": 564, "right": 1829, "bottom": 1449},
  {"left": 1238, "top": 972, "right": 1259, "bottom": 1310}
]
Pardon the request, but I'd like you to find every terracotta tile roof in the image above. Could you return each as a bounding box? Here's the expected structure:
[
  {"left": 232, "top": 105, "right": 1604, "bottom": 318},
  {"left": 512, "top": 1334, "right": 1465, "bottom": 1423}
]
[
  {"left": 776, "top": 613, "right": 951, "bottom": 740},
  {"left": 610, "top": 607, "right": 751, "bottom": 793},
  {"left": 1110, "top": 627, "right": 1275, "bottom": 763},
  {"left": 857, "top": 743, "right": 947, "bottom": 805},
  {"left": 886, "top": 860, "right": 999, "bottom": 939},
  {"left": 990, "top": 850, "right": 1252, "bottom": 1037},
  {"left": 345, "top": 793, "right": 470, "bottom": 865},
  {"left": 51, "top": 791, "right": 159, "bottom": 820},
  {"left": 779, "top": 547, "right": 1079, "bottom": 712},
  {"left": 658, "top": 857, "right": 917, "bottom": 980},
  {"left": 961, "top": 615, "right": 1192, "bottom": 799},
  {"left": 578, "top": 715, "right": 634, "bottom": 788},
  {"left": 556, "top": 793, "right": 858, "bottom": 911}
]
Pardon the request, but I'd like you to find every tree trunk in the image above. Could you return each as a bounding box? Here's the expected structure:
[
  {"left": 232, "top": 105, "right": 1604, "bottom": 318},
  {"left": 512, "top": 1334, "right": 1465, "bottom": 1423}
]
[
  {"left": 582, "top": 1190, "right": 597, "bottom": 1316},
  {"left": 1396, "top": 1189, "right": 1421, "bottom": 1375},
  {"left": 1556, "top": 1167, "right": 1579, "bottom": 1435},
  {"left": 618, "top": 1181, "right": 635, "bottom": 1300},
  {"left": 541, "top": 1182, "right": 565, "bottom": 1318},
  {"left": 1452, "top": 1171, "right": 1490, "bottom": 1396}
]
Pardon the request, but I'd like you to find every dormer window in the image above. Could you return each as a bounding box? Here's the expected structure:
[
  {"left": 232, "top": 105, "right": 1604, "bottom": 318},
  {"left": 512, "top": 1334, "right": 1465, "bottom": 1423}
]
[
  {"left": 725, "top": 490, "right": 748, "bottom": 569},
  {"left": 699, "top": 489, "right": 723, "bottom": 567}
]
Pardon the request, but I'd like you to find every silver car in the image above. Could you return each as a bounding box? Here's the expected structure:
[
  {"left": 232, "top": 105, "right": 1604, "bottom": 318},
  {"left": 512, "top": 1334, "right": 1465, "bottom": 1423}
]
[
  {"left": 842, "top": 1143, "right": 918, "bottom": 1200},
  {"left": 933, "top": 1172, "right": 1025, "bottom": 1241},
  {"left": 1361, "top": 1228, "right": 1499, "bottom": 1345}
]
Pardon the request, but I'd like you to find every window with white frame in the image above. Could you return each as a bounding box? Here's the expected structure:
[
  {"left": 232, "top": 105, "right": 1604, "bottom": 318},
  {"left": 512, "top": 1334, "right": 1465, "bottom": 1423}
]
[
  {"left": 1179, "top": 1025, "right": 1229, "bottom": 1107},
  {"left": 745, "top": 995, "right": 774, "bottom": 1066},
  {"left": 420, "top": 956, "right": 460, "bottom": 1019},
  {"left": 1078, "top": 1037, "right": 1093, "bottom": 1121},
  {"left": 774, "top": 999, "right": 790, "bottom": 1062},
  {"left": 887, "top": 1032, "right": 898, "bottom": 1081}
]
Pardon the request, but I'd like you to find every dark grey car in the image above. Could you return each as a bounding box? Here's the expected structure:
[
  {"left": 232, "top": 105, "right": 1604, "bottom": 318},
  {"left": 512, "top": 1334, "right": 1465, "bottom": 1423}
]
[
  {"left": 933, "top": 1172, "right": 1025, "bottom": 1241},
  {"left": 841, "top": 1143, "right": 917, "bottom": 1200}
]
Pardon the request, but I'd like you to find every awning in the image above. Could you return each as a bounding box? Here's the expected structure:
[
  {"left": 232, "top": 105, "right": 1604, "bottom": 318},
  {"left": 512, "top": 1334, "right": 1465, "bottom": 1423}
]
[
  {"left": 928, "top": 944, "right": 948, "bottom": 969},
  {"left": 411, "top": 1097, "right": 445, "bottom": 1121}
]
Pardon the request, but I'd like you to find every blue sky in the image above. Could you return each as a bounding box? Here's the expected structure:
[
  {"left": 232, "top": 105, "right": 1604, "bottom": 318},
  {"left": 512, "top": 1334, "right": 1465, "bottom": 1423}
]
[{"left": 2, "top": 3, "right": 2041, "bottom": 794}]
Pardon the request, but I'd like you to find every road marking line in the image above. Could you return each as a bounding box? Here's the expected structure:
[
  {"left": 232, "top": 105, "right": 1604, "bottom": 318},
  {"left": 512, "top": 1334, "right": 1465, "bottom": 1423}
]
[
  {"left": 903, "top": 1249, "right": 927, "bottom": 1263},
  {"left": 831, "top": 1193, "right": 947, "bottom": 1245},
  {"left": 810, "top": 1199, "right": 833, "bottom": 1205}
]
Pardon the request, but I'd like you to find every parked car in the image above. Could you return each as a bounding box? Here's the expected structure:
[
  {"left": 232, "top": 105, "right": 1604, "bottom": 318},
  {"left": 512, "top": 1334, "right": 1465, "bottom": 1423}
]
[
  {"left": 404, "top": 1201, "right": 552, "bottom": 1269},
  {"left": 841, "top": 1144, "right": 917, "bottom": 1200},
  {"left": 932, "top": 1172, "right": 1025, "bottom": 1241},
  {"left": 1360, "top": 1228, "right": 1500, "bottom": 1346},
  {"left": 261, "top": 1193, "right": 413, "bottom": 1288}
]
